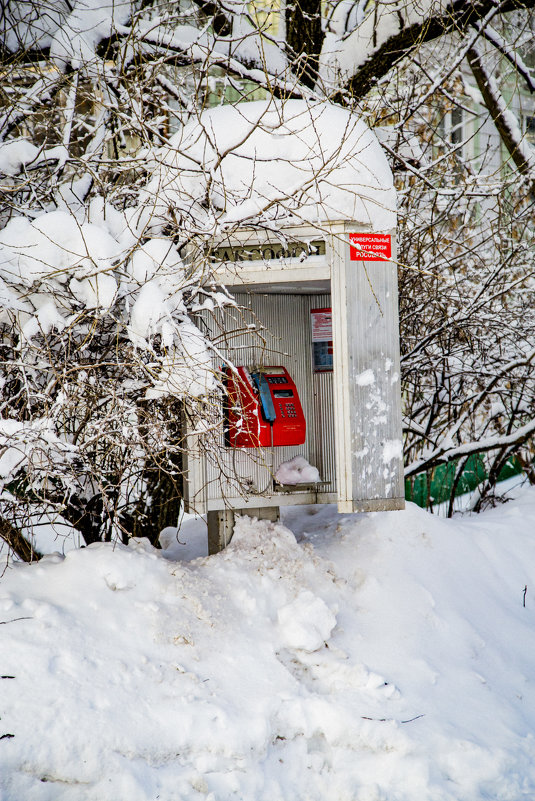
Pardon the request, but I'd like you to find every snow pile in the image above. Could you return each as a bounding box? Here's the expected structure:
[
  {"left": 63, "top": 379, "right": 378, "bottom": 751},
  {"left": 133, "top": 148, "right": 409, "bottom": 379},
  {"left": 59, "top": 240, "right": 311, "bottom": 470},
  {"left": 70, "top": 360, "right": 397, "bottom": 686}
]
[
  {"left": 0, "top": 140, "right": 40, "bottom": 176},
  {"left": 0, "top": 208, "right": 217, "bottom": 400},
  {"left": 141, "top": 100, "right": 396, "bottom": 233},
  {"left": 0, "top": 419, "right": 75, "bottom": 483},
  {"left": 275, "top": 455, "right": 321, "bottom": 485},
  {"left": 0, "top": 210, "right": 119, "bottom": 292},
  {"left": 3, "top": 1, "right": 132, "bottom": 68},
  {"left": 2, "top": 487, "right": 535, "bottom": 800},
  {"left": 144, "top": 319, "right": 216, "bottom": 400}
]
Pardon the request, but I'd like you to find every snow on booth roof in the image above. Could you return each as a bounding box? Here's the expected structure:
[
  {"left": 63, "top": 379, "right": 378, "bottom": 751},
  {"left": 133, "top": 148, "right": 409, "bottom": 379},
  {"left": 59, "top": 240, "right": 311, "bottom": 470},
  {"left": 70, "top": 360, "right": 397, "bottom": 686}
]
[{"left": 142, "top": 100, "right": 396, "bottom": 234}]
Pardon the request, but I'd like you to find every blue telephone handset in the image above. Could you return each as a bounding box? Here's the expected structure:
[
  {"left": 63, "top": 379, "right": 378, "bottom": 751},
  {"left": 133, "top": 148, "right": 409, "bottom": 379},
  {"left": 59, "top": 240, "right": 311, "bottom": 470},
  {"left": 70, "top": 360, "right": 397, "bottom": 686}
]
[{"left": 251, "top": 372, "right": 277, "bottom": 423}]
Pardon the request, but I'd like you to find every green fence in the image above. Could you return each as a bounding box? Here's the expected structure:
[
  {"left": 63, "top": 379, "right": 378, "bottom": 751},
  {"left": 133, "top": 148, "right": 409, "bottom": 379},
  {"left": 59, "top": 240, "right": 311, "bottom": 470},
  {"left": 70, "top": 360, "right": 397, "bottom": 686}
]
[{"left": 405, "top": 455, "right": 523, "bottom": 509}]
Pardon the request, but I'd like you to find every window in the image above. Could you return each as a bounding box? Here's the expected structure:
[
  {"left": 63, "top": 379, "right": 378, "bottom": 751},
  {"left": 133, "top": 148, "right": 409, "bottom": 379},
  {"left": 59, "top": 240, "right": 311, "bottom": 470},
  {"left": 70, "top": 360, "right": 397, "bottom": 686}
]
[
  {"left": 524, "top": 115, "right": 535, "bottom": 145},
  {"left": 450, "top": 107, "right": 464, "bottom": 147},
  {"left": 436, "top": 106, "right": 465, "bottom": 157}
]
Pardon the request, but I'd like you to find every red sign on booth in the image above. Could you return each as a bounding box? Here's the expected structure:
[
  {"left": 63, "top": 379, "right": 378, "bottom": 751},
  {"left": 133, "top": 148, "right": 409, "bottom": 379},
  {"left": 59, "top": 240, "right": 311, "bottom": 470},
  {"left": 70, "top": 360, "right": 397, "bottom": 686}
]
[{"left": 349, "top": 233, "right": 391, "bottom": 261}]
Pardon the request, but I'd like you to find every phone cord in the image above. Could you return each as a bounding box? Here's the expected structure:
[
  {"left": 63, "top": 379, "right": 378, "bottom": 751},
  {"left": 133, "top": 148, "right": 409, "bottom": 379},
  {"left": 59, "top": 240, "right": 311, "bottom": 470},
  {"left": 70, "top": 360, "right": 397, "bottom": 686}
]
[
  {"left": 256, "top": 423, "right": 274, "bottom": 494},
  {"left": 231, "top": 425, "right": 274, "bottom": 495}
]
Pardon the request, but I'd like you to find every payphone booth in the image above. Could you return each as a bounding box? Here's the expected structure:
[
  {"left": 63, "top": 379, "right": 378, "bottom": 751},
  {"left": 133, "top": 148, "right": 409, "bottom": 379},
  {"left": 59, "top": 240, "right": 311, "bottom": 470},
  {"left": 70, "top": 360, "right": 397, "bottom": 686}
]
[
  {"left": 183, "top": 222, "right": 405, "bottom": 552},
  {"left": 178, "top": 104, "right": 405, "bottom": 552}
]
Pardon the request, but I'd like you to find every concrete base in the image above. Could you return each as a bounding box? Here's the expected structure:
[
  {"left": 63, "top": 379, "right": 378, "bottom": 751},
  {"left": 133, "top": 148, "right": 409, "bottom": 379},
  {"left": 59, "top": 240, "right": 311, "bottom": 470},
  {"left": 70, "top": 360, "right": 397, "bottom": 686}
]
[
  {"left": 337, "top": 497, "right": 406, "bottom": 514},
  {"left": 207, "top": 509, "right": 235, "bottom": 555},
  {"left": 242, "top": 507, "right": 281, "bottom": 524},
  {"left": 207, "top": 506, "right": 280, "bottom": 554}
]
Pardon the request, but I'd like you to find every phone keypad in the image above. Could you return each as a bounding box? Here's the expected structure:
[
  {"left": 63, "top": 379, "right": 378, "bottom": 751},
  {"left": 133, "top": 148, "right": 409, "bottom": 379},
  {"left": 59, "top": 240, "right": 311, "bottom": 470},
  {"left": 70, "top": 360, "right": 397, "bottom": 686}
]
[
  {"left": 285, "top": 403, "right": 297, "bottom": 418},
  {"left": 267, "top": 376, "right": 288, "bottom": 384}
]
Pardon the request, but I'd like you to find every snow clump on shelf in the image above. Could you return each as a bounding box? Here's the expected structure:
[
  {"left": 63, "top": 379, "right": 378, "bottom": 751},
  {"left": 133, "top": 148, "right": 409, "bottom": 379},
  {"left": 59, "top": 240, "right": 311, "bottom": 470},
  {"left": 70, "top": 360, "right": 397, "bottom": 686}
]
[{"left": 275, "top": 455, "right": 321, "bottom": 485}]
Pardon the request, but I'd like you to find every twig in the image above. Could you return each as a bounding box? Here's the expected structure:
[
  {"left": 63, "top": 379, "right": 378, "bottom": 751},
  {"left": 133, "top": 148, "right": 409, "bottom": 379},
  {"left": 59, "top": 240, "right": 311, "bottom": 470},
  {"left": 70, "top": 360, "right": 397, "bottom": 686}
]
[
  {"left": 0, "top": 734, "right": 15, "bottom": 741},
  {"left": 0, "top": 617, "right": 33, "bottom": 625},
  {"left": 361, "top": 714, "right": 425, "bottom": 724},
  {"left": 523, "top": 585, "right": 528, "bottom": 608}
]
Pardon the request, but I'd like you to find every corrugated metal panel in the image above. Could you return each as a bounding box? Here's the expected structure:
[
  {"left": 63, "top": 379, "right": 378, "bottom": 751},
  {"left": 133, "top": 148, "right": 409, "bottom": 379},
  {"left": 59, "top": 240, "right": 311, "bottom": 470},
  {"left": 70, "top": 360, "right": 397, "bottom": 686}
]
[
  {"left": 311, "top": 368, "right": 336, "bottom": 490},
  {"left": 337, "top": 226, "right": 404, "bottom": 508},
  {"left": 307, "top": 295, "right": 336, "bottom": 492}
]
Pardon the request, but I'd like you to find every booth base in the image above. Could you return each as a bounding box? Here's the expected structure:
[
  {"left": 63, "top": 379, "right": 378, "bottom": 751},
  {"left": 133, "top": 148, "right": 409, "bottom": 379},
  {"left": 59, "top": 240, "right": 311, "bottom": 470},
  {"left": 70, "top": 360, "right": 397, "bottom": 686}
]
[{"left": 207, "top": 507, "right": 281, "bottom": 554}]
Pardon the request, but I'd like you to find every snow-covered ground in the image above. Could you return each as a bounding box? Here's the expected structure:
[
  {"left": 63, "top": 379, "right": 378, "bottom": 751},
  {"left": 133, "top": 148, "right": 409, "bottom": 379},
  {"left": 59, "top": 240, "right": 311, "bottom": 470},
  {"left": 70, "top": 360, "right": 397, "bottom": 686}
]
[{"left": 1, "top": 485, "right": 535, "bottom": 800}]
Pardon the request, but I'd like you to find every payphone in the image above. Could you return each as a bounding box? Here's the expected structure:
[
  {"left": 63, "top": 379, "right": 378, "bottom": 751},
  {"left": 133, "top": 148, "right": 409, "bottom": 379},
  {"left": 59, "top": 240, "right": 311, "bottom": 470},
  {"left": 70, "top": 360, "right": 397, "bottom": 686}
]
[{"left": 224, "top": 366, "right": 306, "bottom": 449}]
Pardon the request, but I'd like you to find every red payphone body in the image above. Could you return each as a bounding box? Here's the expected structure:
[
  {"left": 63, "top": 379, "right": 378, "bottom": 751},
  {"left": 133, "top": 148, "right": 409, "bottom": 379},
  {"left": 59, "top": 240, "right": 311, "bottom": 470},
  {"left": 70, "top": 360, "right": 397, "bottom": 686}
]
[{"left": 224, "top": 366, "right": 306, "bottom": 448}]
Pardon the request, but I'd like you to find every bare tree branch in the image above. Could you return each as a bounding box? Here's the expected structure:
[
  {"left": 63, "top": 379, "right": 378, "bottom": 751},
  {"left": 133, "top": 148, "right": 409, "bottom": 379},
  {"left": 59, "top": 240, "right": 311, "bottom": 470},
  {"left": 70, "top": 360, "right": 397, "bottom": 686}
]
[
  {"left": 0, "top": 518, "right": 41, "bottom": 563},
  {"left": 467, "top": 42, "right": 535, "bottom": 180},
  {"left": 340, "top": 0, "right": 535, "bottom": 100}
]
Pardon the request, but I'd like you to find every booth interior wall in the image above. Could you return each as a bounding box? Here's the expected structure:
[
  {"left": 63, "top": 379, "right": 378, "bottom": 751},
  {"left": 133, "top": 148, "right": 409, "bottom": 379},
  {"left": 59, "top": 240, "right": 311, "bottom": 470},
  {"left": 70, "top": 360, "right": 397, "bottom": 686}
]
[{"left": 198, "top": 292, "right": 335, "bottom": 508}]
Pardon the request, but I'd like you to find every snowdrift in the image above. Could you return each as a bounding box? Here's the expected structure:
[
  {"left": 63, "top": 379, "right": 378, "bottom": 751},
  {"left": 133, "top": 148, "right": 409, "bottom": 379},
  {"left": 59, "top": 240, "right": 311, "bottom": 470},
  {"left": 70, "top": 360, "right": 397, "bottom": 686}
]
[{"left": 1, "top": 488, "right": 535, "bottom": 800}]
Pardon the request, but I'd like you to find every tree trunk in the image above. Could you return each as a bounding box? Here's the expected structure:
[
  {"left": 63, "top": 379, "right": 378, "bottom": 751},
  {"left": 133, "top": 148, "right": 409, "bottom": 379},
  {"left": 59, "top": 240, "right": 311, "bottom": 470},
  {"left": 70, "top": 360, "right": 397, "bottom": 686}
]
[
  {"left": 0, "top": 518, "right": 42, "bottom": 562},
  {"left": 286, "top": 0, "right": 324, "bottom": 88},
  {"left": 119, "top": 462, "right": 183, "bottom": 547}
]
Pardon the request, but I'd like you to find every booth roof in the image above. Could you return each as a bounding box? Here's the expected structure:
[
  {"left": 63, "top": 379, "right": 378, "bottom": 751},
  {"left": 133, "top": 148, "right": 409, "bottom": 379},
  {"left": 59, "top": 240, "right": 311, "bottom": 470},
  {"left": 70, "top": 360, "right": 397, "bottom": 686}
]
[{"left": 144, "top": 100, "right": 396, "bottom": 233}]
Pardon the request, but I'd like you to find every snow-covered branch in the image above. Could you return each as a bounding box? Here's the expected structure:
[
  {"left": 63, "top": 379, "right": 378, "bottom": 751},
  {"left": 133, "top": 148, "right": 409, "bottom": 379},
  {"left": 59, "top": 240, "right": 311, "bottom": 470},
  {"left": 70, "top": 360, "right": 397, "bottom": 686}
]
[
  {"left": 474, "top": 22, "right": 535, "bottom": 94},
  {"left": 405, "top": 417, "right": 535, "bottom": 477},
  {"left": 467, "top": 43, "right": 535, "bottom": 179}
]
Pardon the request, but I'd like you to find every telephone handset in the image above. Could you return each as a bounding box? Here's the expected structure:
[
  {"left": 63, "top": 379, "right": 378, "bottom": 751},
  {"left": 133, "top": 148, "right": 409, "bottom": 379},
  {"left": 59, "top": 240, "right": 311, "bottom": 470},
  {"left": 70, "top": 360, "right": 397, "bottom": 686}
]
[{"left": 224, "top": 366, "right": 306, "bottom": 448}]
